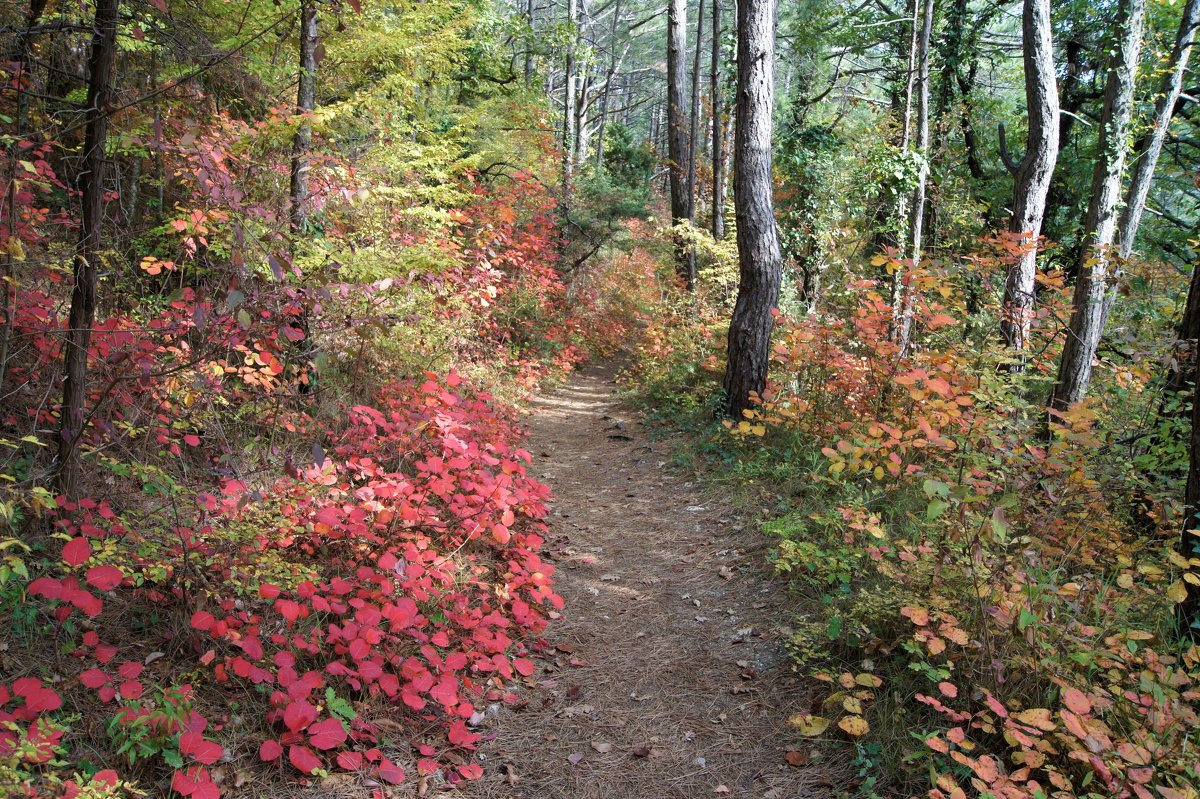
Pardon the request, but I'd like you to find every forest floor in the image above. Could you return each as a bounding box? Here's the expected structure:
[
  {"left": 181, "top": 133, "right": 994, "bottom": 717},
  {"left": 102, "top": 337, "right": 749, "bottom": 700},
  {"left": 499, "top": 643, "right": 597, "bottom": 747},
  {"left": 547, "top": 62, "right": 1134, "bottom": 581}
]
[{"left": 457, "top": 365, "right": 844, "bottom": 799}]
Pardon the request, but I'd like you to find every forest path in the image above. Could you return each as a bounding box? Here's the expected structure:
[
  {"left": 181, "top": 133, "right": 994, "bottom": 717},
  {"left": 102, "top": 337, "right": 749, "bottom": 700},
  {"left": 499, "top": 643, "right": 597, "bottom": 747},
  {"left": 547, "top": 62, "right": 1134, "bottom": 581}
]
[{"left": 465, "top": 366, "right": 836, "bottom": 799}]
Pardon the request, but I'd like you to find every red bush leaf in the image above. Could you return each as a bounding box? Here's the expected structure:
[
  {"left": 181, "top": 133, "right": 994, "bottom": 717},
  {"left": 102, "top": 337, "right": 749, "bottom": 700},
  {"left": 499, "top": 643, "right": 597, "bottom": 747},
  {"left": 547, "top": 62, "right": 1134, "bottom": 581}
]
[
  {"left": 336, "top": 750, "right": 363, "bottom": 771},
  {"left": 80, "top": 669, "right": 109, "bottom": 688},
  {"left": 62, "top": 537, "right": 91, "bottom": 567},
  {"left": 307, "top": 718, "right": 347, "bottom": 750},
  {"left": 180, "top": 732, "right": 223, "bottom": 765},
  {"left": 376, "top": 757, "right": 405, "bottom": 784},
  {"left": 513, "top": 657, "right": 536, "bottom": 677},
  {"left": 259, "top": 739, "right": 283, "bottom": 762},
  {"left": 85, "top": 565, "right": 123, "bottom": 591},
  {"left": 190, "top": 611, "right": 216, "bottom": 631},
  {"left": 283, "top": 700, "right": 318, "bottom": 732},
  {"left": 288, "top": 744, "right": 322, "bottom": 774}
]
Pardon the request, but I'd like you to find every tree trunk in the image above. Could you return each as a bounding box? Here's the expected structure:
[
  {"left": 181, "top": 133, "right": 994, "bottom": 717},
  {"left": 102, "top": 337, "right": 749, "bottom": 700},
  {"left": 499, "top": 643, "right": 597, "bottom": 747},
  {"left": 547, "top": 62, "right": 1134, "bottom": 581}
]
[
  {"left": 711, "top": 0, "right": 726, "bottom": 239},
  {"left": 525, "top": 0, "right": 536, "bottom": 86},
  {"left": 998, "top": 0, "right": 1059, "bottom": 365},
  {"left": 1180, "top": 258, "right": 1200, "bottom": 637},
  {"left": 897, "top": 0, "right": 935, "bottom": 354},
  {"left": 563, "top": 0, "right": 579, "bottom": 197},
  {"left": 290, "top": 0, "right": 318, "bottom": 234},
  {"left": 1048, "top": 0, "right": 1145, "bottom": 412},
  {"left": 1117, "top": 0, "right": 1200, "bottom": 257},
  {"left": 667, "top": 0, "right": 694, "bottom": 288},
  {"left": 723, "top": 0, "right": 781, "bottom": 418},
  {"left": 687, "top": 0, "right": 707, "bottom": 254},
  {"left": 595, "top": 2, "right": 626, "bottom": 168},
  {"left": 58, "top": 0, "right": 119, "bottom": 502},
  {"left": 561, "top": 0, "right": 579, "bottom": 247}
]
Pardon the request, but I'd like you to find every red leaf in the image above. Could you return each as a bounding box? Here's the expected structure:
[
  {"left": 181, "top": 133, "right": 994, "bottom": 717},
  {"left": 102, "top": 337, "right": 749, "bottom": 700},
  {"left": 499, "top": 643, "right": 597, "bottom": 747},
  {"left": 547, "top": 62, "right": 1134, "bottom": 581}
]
[
  {"left": 289, "top": 744, "right": 322, "bottom": 774},
  {"left": 190, "top": 611, "right": 215, "bottom": 631},
  {"left": 259, "top": 740, "right": 283, "bottom": 762},
  {"left": 62, "top": 537, "right": 91, "bottom": 567},
  {"left": 14, "top": 678, "right": 61, "bottom": 714},
  {"left": 27, "top": 577, "right": 63, "bottom": 600},
  {"left": 283, "top": 700, "right": 318, "bottom": 732},
  {"left": 513, "top": 657, "right": 536, "bottom": 677},
  {"left": 118, "top": 662, "right": 144, "bottom": 680},
  {"left": 149, "top": 0, "right": 168, "bottom": 12},
  {"left": 307, "top": 718, "right": 347, "bottom": 750},
  {"left": 259, "top": 583, "right": 281, "bottom": 599},
  {"left": 180, "top": 732, "right": 223, "bottom": 765},
  {"left": 336, "top": 750, "right": 363, "bottom": 771},
  {"left": 183, "top": 434, "right": 201, "bottom": 446},
  {"left": 119, "top": 680, "right": 143, "bottom": 700},
  {"left": 86, "top": 565, "right": 123, "bottom": 591},
  {"left": 80, "top": 669, "right": 109, "bottom": 689},
  {"left": 376, "top": 757, "right": 405, "bottom": 784}
]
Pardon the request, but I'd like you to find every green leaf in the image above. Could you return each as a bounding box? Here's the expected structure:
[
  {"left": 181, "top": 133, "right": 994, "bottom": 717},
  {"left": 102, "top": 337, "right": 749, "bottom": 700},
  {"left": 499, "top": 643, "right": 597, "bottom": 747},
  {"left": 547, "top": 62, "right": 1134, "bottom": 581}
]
[{"left": 926, "top": 499, "right": 950, "bottom": 521}]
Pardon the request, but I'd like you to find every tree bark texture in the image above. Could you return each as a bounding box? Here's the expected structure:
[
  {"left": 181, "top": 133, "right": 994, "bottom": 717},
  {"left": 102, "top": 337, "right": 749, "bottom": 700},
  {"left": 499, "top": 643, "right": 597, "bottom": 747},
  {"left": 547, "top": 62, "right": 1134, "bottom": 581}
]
[
  {"left": 999, "top": 0, "right": 1059, "bottom": 363},
  {"left": 58, "top": 0, "right": 119, "bottom": 502},
  {"left": 1117, "top": 0, "right": 1199, "bottom": 258},
  {"left": 711, "top": 0, "right": 725, "bottom": 239},
  {"left": 290, "top": 0, "right": 318, "bottom": 234},
  {"left": 687, "top": 0, "right": 707, "bottom": 247},
  {"left": 723, "top": 0, "right": 781, "bottom": 419},
  {"left": 1049, "top": 0, "right": 1144, "bottom": 412},
  {"left": 667, "top": 0, "right": 694, "bottom": 288},
  {"left": 1181, "top": 260, "right": 1200, "bottom": 636}
]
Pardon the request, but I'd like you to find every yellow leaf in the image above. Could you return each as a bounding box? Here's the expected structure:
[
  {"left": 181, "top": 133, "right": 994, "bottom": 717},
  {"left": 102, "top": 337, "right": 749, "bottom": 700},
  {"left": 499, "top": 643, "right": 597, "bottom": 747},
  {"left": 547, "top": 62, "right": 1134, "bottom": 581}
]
[
  {"left": 1116, "top": 572, "right": 1134, "bottom": 589},
  {"left": 786, "top": 714, "right": 829, "bottom": 736},
  {"left": 1013, "top": 708, "right": 1055, "bottom": 731},
  {"left": 843, "top": 696, "right": 863, "bottom": 714},
  {"left": 854, "top": 673, "right": 883, "bottom": 688},
  {"left": 838, "top": 716, "right": 869, "bottom": 736},
  {"left": 1168, "top": 580, "right": 1188, "bottom": 604}
]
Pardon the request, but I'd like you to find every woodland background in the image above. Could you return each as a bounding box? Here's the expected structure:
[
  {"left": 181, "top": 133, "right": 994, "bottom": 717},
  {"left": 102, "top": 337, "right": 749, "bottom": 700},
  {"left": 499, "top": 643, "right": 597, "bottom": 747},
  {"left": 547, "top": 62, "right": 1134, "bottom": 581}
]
[{"left": 0, "top": 0, "right": 1199, "bottom": 797}]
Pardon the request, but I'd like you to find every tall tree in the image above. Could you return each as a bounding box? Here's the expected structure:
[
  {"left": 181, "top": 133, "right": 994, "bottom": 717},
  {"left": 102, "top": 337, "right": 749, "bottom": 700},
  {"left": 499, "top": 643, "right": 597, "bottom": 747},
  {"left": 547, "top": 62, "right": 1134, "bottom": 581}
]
[
  {"left": 723, "top": 0, "right": 781, "bottom": 418},
  {"left": 667, "top": 0, "right": 695, "bottom": 288},
  {"left": 906, "top": 0, "right": 934, "bottom": 266},
  {"left": 711, "top": 0, "right": 725, "bottom": 239},
  {"left": 563, "top": 0, "right": 579, "bottom": 201},
  {"left": 687, "top": 0, "right": 707, "bottom": 244},
  {"left": 58, "top": 0, "right": 120, "bottom": 501},
  {"left": 1178, "top": 257, "right": 1200, "bottom": 638},
  {"left": 997, "top": 0, "right": 1059, "bottom": 364},
  {"left": 1049, "top": 0, "right": 1146, "bottom": 411},
  {"left": 1117, "top": 0, "right": 1200, "bottom": 257},
  {"left": 290, "top": 0, "right": 318, "bottom": 234},
  {"left": 896, "top": 0, "right": 935, "bottom": 354}
]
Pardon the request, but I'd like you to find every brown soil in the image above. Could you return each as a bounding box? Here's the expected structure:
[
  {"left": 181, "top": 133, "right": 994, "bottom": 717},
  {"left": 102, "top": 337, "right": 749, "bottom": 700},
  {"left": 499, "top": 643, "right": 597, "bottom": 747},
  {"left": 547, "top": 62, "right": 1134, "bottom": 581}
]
[{"left": 458, "top": 367, "right": 842, "bottom": 799}]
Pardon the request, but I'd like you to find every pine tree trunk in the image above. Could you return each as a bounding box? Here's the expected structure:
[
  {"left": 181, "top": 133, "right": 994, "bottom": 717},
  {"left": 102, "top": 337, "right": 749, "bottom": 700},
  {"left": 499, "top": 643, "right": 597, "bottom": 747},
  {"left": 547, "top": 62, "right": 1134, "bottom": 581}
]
[
  {"left": 723, "top": 0, "right": 781, "bottom": 418},
  {"left": 667, "top": 0, "right": 694, "bottom": 288},
  {"left": 1180, "top": 259, "right": 1200, "bottom": 636},
  {"left": 1117, "top": 0, "right": 1199, "bottom": 258},
  {"left": 711, "top": 0, "right": 725, "bottom": 239},
  {"left": 998, "top": 0, "right": 1059, "bottom": 364},
  {"left": 1048, "top": 0, "right": 1145, "bottom": 412},
  {"left": 897, "top": 0, "right": 935, "bottom": 354},
  {"left": 525, "top": 0, "right": 536, "bottom": 85},
  {"left": 687, "top": 0, "right": 707, "bottom": 260},
  {"left": 58, "top": 0, "right": 119, "bottom": 502},
  {"left": 561, "top": 0, "right": 579, "bottom": 244},
  {"left": 290, "top": 0, "right": 318, "bottom": 234}
]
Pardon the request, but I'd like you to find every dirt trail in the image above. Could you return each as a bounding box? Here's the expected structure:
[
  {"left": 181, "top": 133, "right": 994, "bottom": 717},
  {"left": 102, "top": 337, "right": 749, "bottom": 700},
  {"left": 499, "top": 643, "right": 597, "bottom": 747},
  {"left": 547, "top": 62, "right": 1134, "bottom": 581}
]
[{"left": 466, "top": 367, "right": 838, "bottom": 799}]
